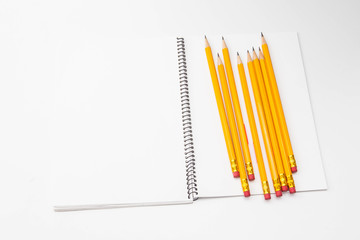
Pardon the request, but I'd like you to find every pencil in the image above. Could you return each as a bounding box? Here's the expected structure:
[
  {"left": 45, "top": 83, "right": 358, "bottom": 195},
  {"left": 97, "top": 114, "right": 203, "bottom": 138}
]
[
  {"left": 222, "top": 37, "right": 255, "bottom": 181},
  {"left": 261, "top": 33, "right": 297, "bottom": 173},
  {"left": 204, "top": 36, "right": 239, "bottom": 178},
  {"left": 237, "top": 53, "right": 270, "bottom": 200},
  {"left": 252, "top": 49, "right": 287, "bottom": 191},
  {"left": 217, "top": 54, "right": 250, "bottom": 197},
  {"left": 259, "top": 49, "right": 296, "bottom": 193},
  {"left": 247, "top": 51, "right": 282, "bottom": 197}
]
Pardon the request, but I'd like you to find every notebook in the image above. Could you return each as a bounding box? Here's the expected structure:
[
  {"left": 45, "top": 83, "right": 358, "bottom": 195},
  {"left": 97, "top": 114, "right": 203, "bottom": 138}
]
[{"left": 51, "top": 32, "right": 327, "bottom": 211}]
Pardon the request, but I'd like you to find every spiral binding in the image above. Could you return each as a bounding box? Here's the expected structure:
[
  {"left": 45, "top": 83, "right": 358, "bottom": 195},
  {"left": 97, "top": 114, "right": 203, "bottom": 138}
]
[{"left": 176, "top": 37, "right": 198, "bottom": 201}]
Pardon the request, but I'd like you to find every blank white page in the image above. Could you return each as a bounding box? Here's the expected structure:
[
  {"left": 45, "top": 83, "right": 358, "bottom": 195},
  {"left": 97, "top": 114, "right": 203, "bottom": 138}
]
[
  {"left": 186, "top": 33, "right": 327, "bottom": 197},
  {"left": 50, "top": 36, "right": 190, "bottom": 207}
]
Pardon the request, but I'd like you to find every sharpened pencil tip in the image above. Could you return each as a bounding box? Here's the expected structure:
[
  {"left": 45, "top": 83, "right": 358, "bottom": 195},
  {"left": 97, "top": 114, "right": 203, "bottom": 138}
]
[
  {"left": 222, "top": 36, "right": 224, "bottom": 40},
  {"left": 217, "top": 53, "right": 220, "bottom": 57},
  {"left": 237, "top": 53, "right": 242, "bottom": 64},
  {"left": 221, "top": 37, "right": 227, "bottom": 49},
  {"left": 252, "top": 47, "right": 255, "bottom": 51},
  {"left": 259, "top": 47, "right": 261, "bottom": 51},
  {"left": 237, "top": 52, "right": 239, "bottom": 56},
  {"left": 247, "top": 50, "right": 249, "bottom": 53},
  {"left": 261, "top": 32, "right": 264, "bottom": 37}
]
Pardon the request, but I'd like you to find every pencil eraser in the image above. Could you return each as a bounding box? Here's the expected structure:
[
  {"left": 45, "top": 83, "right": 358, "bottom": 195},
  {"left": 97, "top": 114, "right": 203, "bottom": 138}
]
[
  {"left": 233, "top": 171, "right": 240, "bottom": 178},
  {"left": 244, "top": 191, "right": 250, "bottom": 197},
  {"left": 281, "top": 185, "right": 288, "bottom": 192},
  {"left": 289, "top": 187, "right": 296, "bottom": 194},
  {"left": 291, "top": 166, "right": 297, "bottom": 173},
  {"left": 248, "top": 174, "right": 255, "bottom": 181},
  {"left": 275, "top": 191, "right": 282, "bottom": 197},
  {"left": 264, "top": 193, "right": 271, "bottom": 200}
]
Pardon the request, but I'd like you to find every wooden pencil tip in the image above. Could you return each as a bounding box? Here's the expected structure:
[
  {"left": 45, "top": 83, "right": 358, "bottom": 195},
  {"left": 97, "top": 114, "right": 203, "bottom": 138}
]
[
  {"left": 261, "top": 34, "right": 266, "bottom": 45},
  {"left": 205, "top": 36, "right": 210, "bottom": 47},
  {"left": 237, "top": 54, "right": 242, "bottom": 64},
  {"left": 237, "top": 52, "right": 239, "bottom": 56},
  {"left": 222, "top": 38, "right": 227, "bottom": 49},
  {"left": 217, "top": 54, "right": 222, "bottom": 65},
  {"left": 253, "top": 50, "right": 258, "bottom": 59},
  {"left": 252, "top": 47, "right": 255, "bottom": 52},
  {"left": 222, "top": 36, "right": 224, "bottom": 40},
  {"left": 247, "top": 51, "right": 252, "bottom": 62},
  {"left": 259, "top": 47, "right": 261, "bottom": 51},
  {"left": 259, "top": 50, "right": 264, "bottom": 59},
  {"left": 261, "top": 32, "right": 264, "bottom": 37}
]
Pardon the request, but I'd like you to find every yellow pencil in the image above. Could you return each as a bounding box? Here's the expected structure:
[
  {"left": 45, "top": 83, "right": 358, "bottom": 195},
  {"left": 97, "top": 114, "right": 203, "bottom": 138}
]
[
  {"left": 252, "top": 49, "right": 287, "bottom": 191},
  {"left": 261, "top": 33, "right": 297, "bottom": 173},
  {"left": 247, "top": 51, "right": 282, "bottom": 197},
  {"left": 237, "top": 53, "right": 270, "bottom": 200},
  {"left": 222, "top": 37, "right": 255, "bottom": 181},
  {"left": 217, "top": 54, "right": 250, "bottom": 197},
  {"left": 259, "top": 49, "right": 296, "bottom": 193},
  {"left": 204, "top": 36, "right": 239, "bottom": 178}
]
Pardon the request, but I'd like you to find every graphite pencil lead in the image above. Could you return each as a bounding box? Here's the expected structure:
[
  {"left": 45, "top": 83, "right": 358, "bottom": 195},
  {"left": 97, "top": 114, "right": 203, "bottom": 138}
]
[
  {"left": 261, "top": 32, "right": 264, "bottom": 37},
  {"left": 205, "top": 35, "right": 207, "bottom": 39},
  {"left": 222, "top": 36, "right": 224, "bottom": 40},
  {"left": 259, "top": 47, "right": 261, "bottom": 51},
  {"left": 237, "top": 52, "right": 239, "bottom": 56},
  {"left": 217, "top": 53, "right": 220, "bottom": 57},
  {"left": 252, "top": 47, "right": 255, "bottom": 52}
]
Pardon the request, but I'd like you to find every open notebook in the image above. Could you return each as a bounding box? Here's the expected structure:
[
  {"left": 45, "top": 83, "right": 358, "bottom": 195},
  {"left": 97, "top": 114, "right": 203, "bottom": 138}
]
[{"left": 51, "top": 32, "right": 327, "bottom": 211}]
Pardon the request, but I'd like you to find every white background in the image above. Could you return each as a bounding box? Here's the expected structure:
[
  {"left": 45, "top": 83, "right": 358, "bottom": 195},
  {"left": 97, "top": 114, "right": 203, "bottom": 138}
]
[{"left": 0, "top": 0, "right": 359, "bottom": 239}]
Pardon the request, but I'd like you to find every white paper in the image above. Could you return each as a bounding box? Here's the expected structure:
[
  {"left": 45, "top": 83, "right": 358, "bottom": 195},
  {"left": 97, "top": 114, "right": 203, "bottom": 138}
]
[
  {"left": 50, "top": 36, "right": 190, "bottom": 207},
  {"left": 186, "top": 32, "right": 327, "bottom": 197}
]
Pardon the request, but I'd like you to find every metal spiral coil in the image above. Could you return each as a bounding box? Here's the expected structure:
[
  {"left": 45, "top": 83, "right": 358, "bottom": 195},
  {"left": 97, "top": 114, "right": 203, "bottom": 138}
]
[{"left": 177, "top": 37, "right": 198, "bottom": 201}]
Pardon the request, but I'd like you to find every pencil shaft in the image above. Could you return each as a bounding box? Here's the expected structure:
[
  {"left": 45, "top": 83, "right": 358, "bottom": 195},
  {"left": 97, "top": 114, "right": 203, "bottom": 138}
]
[
  {"left": 205, "top": 46, "right": 238, "bottom": 174},
  {"left": 253, "top": 54, "right": 287, "bottom": 188},
  {"left": 247, "top": 58, "right": 281, "bottom": 192},
  {"left": 259, "top": 55, "right": 292, "bottom": 177},
  {"left": 260, "top": 54, "right": 295, "bottom": 190},
  {"left": 222, "top": 46, "right": 254, "bottom": 179},
  {"left": 262, "top": 39, "right": 297, "bottom": 171},
  {"left": 237, "top": 62, "right": 267, "bottom": 178},
  {"left": 237, "top": 61, "right": 270, "bottom": 196},
  {"left": 218, "top": 59, "right": 249, "bottom": 192}
]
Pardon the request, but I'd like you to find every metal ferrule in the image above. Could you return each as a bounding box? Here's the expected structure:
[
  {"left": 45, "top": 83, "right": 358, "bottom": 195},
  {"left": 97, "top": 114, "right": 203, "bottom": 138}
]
[
  {"left": 279, "top": 173, "right": 287, "bottom": 187},
  {"left": 286, "top": 174, "right": 295, "bottom": 188},
  {"left": 245, "top": 162, "right": 254, "bottom": 176},
  {"left": 241, "top": 178, "right": 250, "bottom": 192},
  {"left": 289, "top": 154, "right": 297, "bottom": 168},
  {"left": 230, "top": 158, "right": 238, "bottom": 173},
  {"left": 262, "top": 181, "right": 270, "bottom": 194},
  {"left": 273, "top": 178, "right": 281, "bottom": 192}
]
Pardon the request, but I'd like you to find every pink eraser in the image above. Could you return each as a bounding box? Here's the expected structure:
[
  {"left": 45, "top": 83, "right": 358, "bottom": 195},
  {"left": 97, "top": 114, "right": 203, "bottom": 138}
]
[
  {"left": 264, "top": 193, "right": 271, "bottom": 200},
  {"left": 289, "top": 187, "right": 296, "bottom": 194},
  {"left": 248, "top": 174, "right": 255, "bottom": 181},
  {"left": 275, "top": 191, "right": 282, "bottom": 197},
  {"left": 244, "top": 191, "right": 251, "bottom": 197},
  {"left": 291, "top": 166, "right": 297, "bottom": 173},
  {"left": 281, "top": 185, "right": 288, "bottom": 192},
  {"left": 233, "top": 171, "right": 240, "bottom": 178}
]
